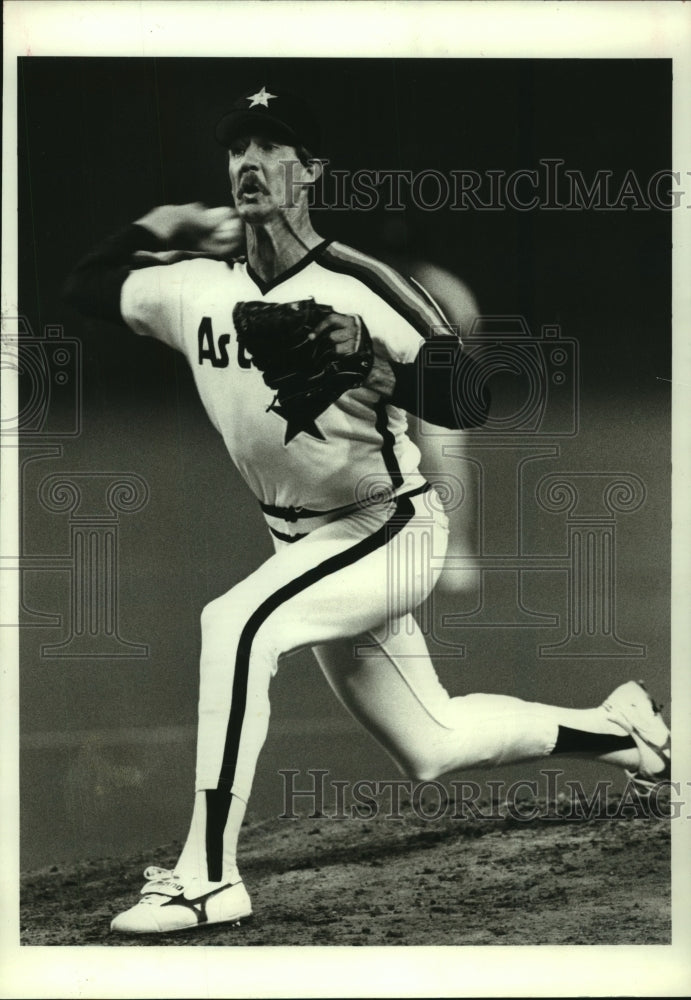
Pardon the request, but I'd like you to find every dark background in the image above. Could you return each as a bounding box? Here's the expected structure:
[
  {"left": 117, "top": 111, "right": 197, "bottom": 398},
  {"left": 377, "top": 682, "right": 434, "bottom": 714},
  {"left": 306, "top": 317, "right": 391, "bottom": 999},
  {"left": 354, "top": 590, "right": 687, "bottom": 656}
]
[{"left": 17, "top": 58, "right": 672, "bottom": 869}]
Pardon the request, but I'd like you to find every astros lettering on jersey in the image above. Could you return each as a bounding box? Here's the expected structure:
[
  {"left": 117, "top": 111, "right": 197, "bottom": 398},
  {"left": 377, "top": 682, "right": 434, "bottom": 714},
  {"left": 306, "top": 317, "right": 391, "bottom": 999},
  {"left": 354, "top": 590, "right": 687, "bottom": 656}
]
[{"left": 122, "top": 241, "right": 447, "bottom": 521}]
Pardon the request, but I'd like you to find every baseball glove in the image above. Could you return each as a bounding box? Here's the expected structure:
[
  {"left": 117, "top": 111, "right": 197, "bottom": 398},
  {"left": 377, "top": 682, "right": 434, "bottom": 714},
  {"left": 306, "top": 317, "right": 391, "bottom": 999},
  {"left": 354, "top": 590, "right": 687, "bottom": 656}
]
[{"left": 232, "top": 298, "right": 373, "bottom": 441}]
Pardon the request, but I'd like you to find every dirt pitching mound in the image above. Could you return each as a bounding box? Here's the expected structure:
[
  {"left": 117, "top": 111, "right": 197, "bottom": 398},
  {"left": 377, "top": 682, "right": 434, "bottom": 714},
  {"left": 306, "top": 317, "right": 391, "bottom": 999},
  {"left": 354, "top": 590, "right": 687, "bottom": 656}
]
[{"left": 20, "top": 802, "right": 670, "bottom": 947}]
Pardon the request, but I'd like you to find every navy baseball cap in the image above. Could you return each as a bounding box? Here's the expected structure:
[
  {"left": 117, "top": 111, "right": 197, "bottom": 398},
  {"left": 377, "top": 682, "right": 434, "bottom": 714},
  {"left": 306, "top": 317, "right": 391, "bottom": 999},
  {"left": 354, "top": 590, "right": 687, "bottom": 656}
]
[{"left": 215, "top": 85, "right": 321, "bottom": 153}]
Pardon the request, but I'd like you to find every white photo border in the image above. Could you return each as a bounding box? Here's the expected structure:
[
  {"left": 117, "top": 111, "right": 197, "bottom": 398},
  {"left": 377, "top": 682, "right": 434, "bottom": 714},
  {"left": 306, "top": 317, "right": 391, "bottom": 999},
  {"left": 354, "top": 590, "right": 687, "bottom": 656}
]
[{"left": 2, "top": 2, "right": 690, "bottom": 998}]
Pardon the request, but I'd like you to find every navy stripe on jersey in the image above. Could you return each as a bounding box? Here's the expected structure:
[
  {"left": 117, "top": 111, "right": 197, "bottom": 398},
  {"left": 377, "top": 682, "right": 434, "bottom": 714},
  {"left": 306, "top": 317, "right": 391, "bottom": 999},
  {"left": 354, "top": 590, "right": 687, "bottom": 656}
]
[
  {"left": 216, "top": 492, "right": 418, "bottom": 793},
  {"left": 319, "top": 242, "right": 451, "bottom": 340},
  {"left": 244, "top": 239, "right": 331, "bottom": 295},
  {"left": 374, "top": 399, "right": 403, "bottom": 489}
]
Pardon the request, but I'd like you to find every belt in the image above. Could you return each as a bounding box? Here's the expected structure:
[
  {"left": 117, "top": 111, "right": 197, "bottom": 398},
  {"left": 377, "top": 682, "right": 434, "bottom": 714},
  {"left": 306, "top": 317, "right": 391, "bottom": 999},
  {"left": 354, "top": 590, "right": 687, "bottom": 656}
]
[{"left": 260, "top": 482, "right": 431, "bottom": 525}]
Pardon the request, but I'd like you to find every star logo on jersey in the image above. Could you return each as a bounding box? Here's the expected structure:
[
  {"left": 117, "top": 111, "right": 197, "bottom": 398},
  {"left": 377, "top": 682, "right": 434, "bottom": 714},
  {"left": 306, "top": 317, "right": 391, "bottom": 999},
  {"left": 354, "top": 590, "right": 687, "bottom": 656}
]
[
  {"left": 267, "top": 396, "right": 327, "bottom": 444},
  {"left": 247, "top": 87, "right": 277, "bottom": 109}
]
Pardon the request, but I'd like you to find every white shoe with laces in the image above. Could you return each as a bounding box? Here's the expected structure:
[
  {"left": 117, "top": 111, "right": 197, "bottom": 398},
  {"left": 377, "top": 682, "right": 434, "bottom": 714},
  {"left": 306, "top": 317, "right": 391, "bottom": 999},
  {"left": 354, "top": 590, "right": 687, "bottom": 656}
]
[
  {"left": 110, "top": 866, "right": 252, "bottom": 934},
  {"left": 602, "top": 680, "right": 671, "bottom": 794}
]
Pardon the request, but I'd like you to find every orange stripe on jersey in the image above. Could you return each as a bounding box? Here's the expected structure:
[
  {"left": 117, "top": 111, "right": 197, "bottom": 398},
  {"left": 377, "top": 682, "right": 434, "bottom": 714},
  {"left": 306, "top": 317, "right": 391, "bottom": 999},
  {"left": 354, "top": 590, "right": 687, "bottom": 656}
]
[{"left": 321, "top": 242, "right": 452, "bottom": 340}]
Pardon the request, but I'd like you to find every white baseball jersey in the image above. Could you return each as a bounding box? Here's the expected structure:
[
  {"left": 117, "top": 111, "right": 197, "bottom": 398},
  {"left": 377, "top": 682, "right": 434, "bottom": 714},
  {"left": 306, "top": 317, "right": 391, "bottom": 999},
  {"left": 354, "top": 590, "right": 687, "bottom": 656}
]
[
  {"left": 120, "top": 240, "right": 445, "bottom": 514},
  {"left": 102, "top": 233, "right": 641, "bottom": 908}
]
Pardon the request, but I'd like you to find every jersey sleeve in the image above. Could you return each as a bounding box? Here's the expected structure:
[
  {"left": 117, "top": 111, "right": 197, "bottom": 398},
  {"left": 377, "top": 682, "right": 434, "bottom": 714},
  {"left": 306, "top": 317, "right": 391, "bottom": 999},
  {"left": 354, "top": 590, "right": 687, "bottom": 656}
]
[
  {"left": 62, "top": 223, "right": 168, "bottom": 325},
  {"left": 363, "top": 292, "right": 491, "bottom": 429},
  {"left": 120, "top": 260, "right": 194, "bottom": 353},
  {"left": 321, "top": 242, "right": 453, "bottom": 365},
  {"left": 357, "top": 290, "right": 426, "bottom": 365},
  {"left": 318, "top": 244, "right": 489, "bottom": 429}
]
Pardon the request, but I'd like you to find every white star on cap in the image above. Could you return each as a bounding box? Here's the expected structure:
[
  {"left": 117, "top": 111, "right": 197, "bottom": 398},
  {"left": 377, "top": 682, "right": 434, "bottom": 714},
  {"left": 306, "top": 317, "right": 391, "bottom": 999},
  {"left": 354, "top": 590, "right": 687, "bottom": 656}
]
[{"left": 247, "top": 86, "right": 277, "bottom": 109}]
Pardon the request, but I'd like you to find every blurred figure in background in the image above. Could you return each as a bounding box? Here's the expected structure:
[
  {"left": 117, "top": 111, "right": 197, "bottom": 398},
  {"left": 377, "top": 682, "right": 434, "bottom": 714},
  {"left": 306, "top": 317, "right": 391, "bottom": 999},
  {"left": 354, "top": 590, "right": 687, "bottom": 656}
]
[{"left": 370, "top": 213, "right": 480, "bottom": 595}]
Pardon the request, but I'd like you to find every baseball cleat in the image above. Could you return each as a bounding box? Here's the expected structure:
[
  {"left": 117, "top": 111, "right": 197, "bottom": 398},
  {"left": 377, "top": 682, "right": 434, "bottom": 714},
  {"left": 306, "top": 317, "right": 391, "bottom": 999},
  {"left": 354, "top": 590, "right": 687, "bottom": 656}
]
[
  {"left": 110, "top": 866, "right": 252, "bottom": 934},
  {"left": 602, "top": 680, "right": 671, "bottom": 794}
]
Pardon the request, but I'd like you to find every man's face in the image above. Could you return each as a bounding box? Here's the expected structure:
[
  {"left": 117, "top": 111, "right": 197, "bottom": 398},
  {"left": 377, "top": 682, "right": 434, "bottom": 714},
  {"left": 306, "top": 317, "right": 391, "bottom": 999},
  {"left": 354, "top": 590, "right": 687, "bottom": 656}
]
[{"left": 227, "top": 132, "right": 311, "bottom": 223}]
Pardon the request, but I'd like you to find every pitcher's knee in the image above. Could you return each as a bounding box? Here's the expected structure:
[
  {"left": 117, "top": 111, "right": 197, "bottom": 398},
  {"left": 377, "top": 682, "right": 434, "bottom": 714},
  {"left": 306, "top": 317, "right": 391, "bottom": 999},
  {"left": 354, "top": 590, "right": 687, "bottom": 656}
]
[
  {"left": 249, "top": 627, "right": 283, "bottom": 671},
  {"left": 200, "top": 595, "right": 226, "bottom": 633},
  {"left": 200, "top": 580, "right": 257, "bottom": 635},
  {"left": 399, "top": 751, "right": 445, "bottom": 783}
]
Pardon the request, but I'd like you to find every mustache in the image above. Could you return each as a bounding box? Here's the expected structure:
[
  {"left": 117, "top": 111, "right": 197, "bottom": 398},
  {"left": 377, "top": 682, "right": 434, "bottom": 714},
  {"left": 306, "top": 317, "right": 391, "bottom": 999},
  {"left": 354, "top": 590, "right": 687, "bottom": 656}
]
[{"left": 237, "top": 170, "right": 268, "bottom": 195}]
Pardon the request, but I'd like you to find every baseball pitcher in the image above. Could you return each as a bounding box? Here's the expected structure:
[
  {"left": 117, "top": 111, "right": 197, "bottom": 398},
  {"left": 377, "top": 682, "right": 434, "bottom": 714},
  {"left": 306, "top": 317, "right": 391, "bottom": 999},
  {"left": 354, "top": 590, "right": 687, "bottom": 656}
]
[{"left": 63, "top": 85, "right": 670, "bottom": 935}]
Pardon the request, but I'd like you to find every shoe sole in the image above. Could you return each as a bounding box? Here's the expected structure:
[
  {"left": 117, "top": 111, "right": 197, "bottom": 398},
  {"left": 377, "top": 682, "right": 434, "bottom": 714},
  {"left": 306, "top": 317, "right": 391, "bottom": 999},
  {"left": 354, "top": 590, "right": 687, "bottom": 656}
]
[{"left": 111, "top": 912, "right": 253, "bottom": 936}]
